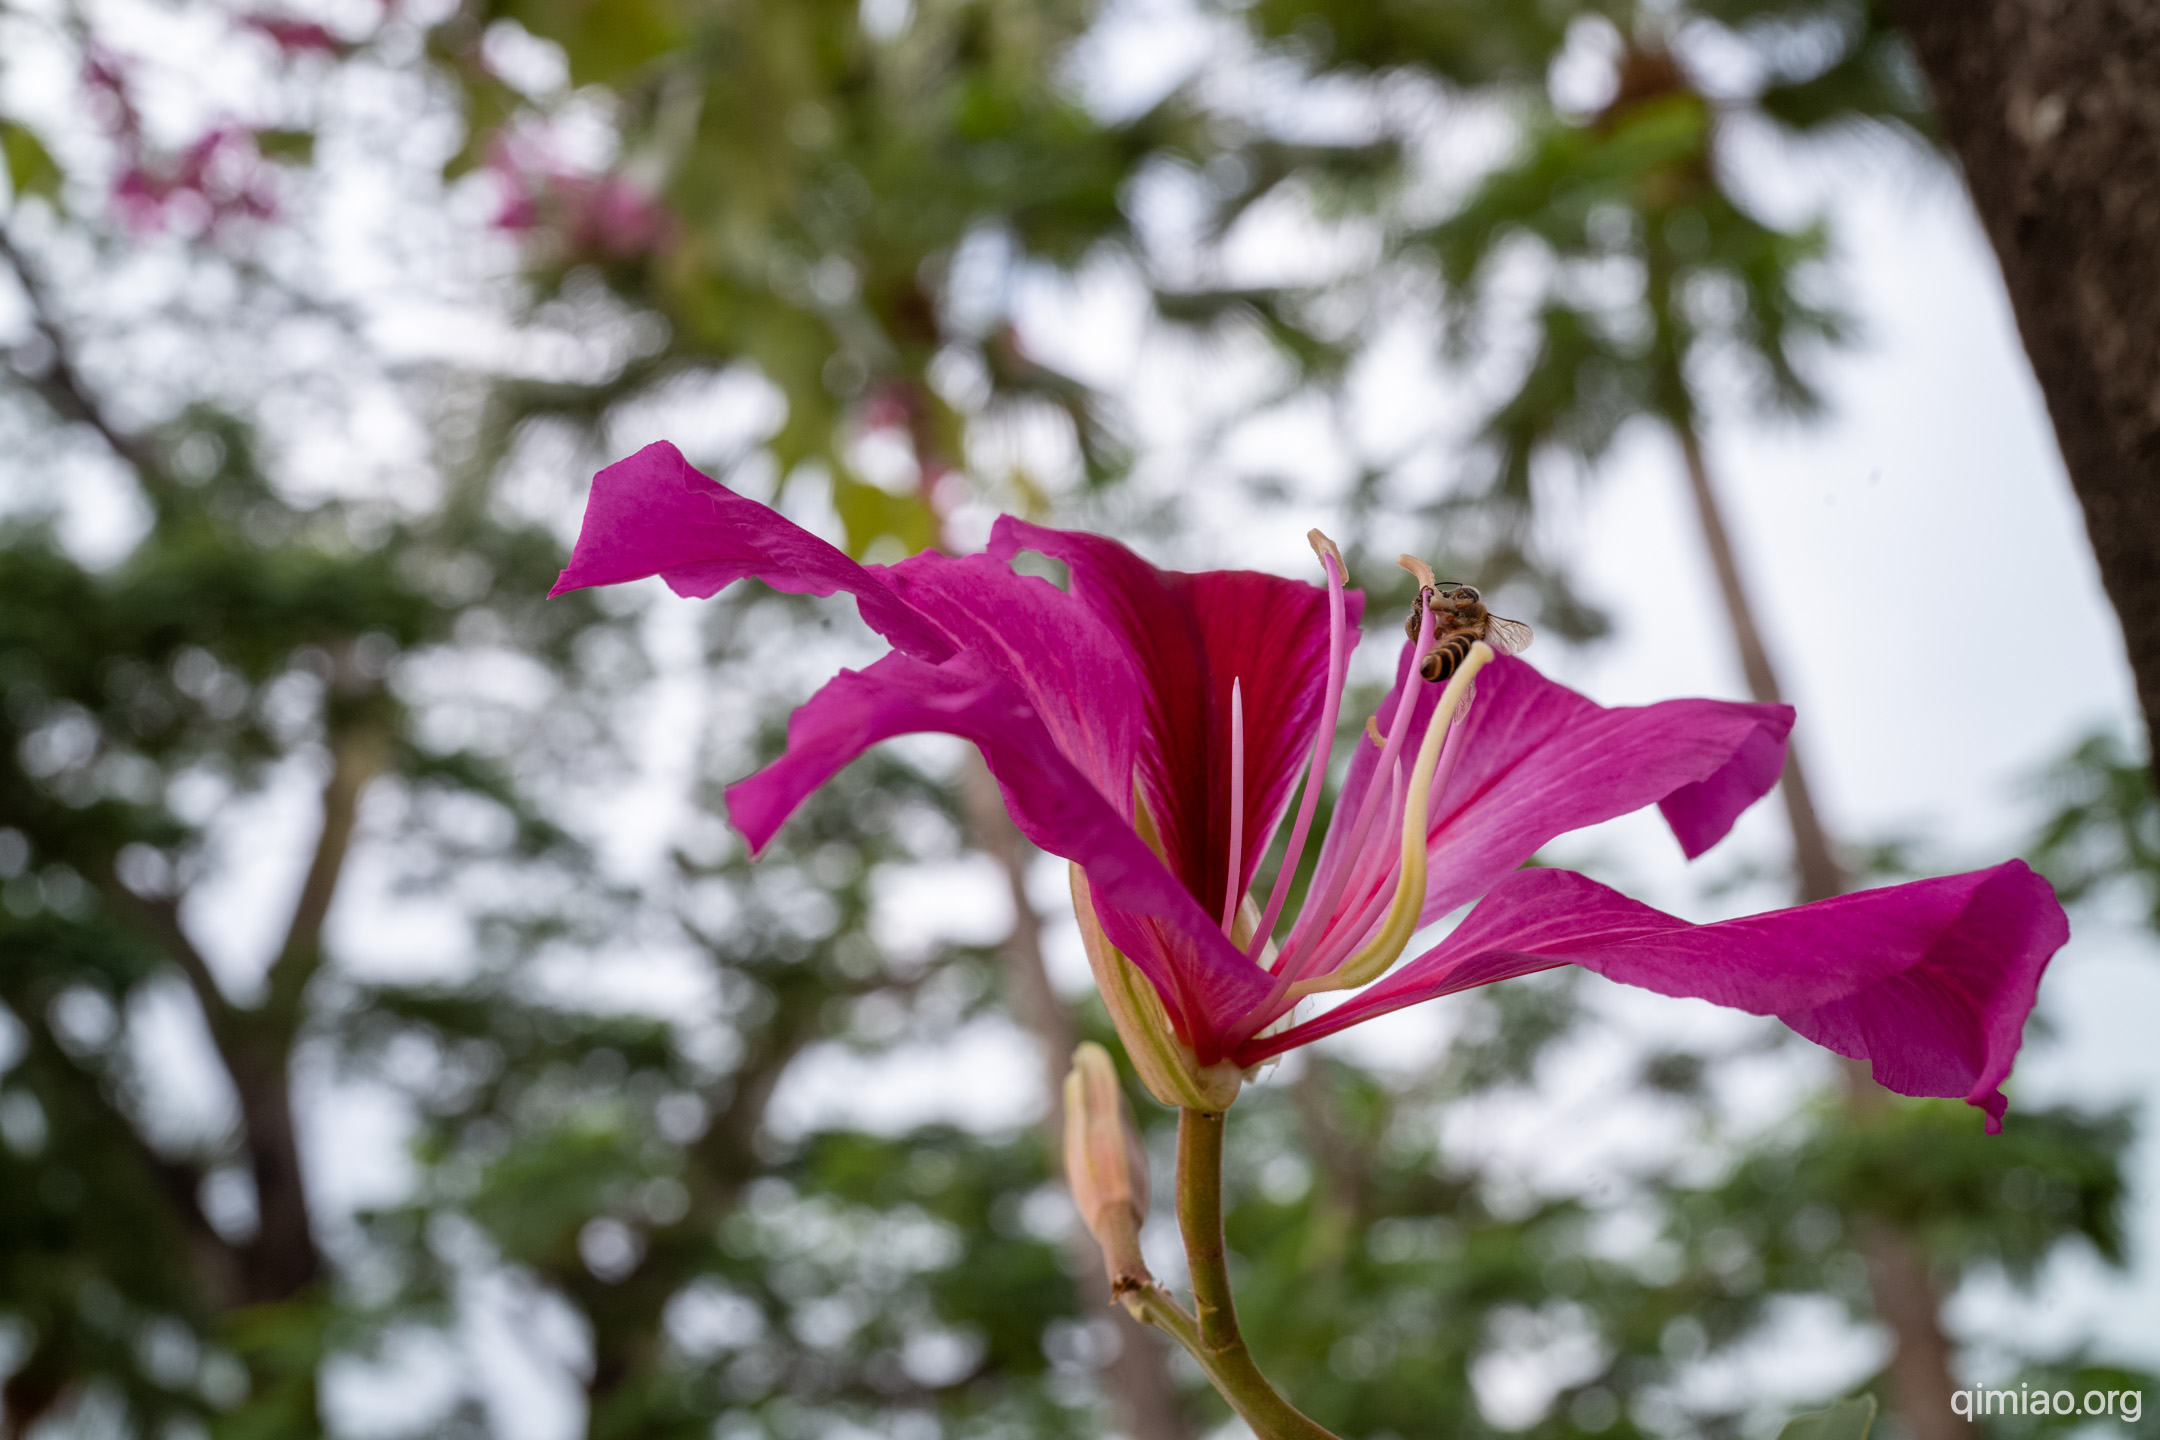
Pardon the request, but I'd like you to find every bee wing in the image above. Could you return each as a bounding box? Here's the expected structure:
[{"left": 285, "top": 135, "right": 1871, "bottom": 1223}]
[{"left": 1486, "top": 616, "right": 1534, "bottom": 655}]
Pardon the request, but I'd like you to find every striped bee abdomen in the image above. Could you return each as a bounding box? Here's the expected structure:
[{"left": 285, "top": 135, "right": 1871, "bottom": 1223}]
[{"left": 1420, "top": 631, "right": 1478, "bottom": 683}]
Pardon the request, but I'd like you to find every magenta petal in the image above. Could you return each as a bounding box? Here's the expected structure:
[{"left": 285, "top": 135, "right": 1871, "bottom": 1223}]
[
  {"left": 1188, "top": 570, "right": 1352, "bottom": 894},
  {"left": 876, "top": 550, "right": 1141, "bottom": 806},
  {"left": 724, "top": 651, "right": 1270, "bottom": 1050},
  {"left": 1315, "top": 653, "right": 1792, "bottom": 924},
  {"left": 1249, "top": 862, "right": 2065, "bottom": 1129},
  {"left": 988, "top": 517, "right": 1357, "bottom": 906},
  {"left": 1655, "top": 709, "right": 1790, "bottom": 859},
  {"left": 551, "top": 442, "right": 953, "bottom": 660}
]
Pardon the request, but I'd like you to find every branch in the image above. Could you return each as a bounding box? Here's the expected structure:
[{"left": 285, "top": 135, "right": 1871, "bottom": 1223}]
[
  {"left": 0, "top": 229, "right": 172, "bottom": 491},
  {"left": 101, "top": 883, "right": 238, "bottom": 1043},
  {"left": 262, "top": 720, "right": 390, "bottom": 1032}
]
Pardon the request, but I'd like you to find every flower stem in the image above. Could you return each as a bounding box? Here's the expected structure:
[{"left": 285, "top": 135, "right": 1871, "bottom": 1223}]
[{"left": 1149, "top": 1108, "right": 1341, "bottom": 1440}]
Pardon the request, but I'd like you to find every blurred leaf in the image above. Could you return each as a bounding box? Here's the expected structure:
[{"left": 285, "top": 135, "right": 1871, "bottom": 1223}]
[
  {"left": 252, "top": 128, "right": 316, "bottom": 165},
  {"left": 490, "top": 0, "right": 683, "bottom": 86},
  {"left": 1778, "top": 1395, "right": 1877, "bottom": 1440},
  {"left": 1, "top": 119, "right": 63, "bottom": 204},
  {"left": 831, "top": 472, "right": 937, "bottom": 559},
  {"left": 2026, "top": 728, "right": 2160, "bottom": 928}
]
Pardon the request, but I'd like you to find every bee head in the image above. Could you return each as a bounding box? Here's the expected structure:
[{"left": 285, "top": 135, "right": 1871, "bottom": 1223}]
[{"left": 1437, "top": 582, "right": 1480, "bottom": 608}]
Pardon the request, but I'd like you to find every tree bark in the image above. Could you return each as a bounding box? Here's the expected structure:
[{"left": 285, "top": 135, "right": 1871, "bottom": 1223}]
[
  {"left": 959, "top": 758, "right": 1193, "bottom": 1440},
  {"left": 1894, "top": 0, "right": 2160, "bottom": 779}
]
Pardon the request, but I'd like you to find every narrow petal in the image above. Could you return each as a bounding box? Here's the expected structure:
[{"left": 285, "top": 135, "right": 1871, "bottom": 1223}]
[
  {"left": 879, "top": 550, "right": 1142, "bottom": 805},
  {"left": 989, "top": 517, "right": 1360, "bottom": 907},
  {"left": 556, "top": 446, "right": 1146, "bottom": 811},
  {"left": 1313, "top": 652, "right": 1792, "bottom": 926},
  {"left": 550, "top": 441, "right": 953, "bottom": 660},
  {"left": 1247, "top": 862, "right": 2065, "bottom": 1129},
  {"left": 724, "top": 651, "right": 1270, "bottom": 1050}
]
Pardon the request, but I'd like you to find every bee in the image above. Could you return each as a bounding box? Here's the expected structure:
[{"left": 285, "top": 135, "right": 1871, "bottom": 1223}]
[{"left": 1405, "top": 582, "right": 1534, "bottom": 683}]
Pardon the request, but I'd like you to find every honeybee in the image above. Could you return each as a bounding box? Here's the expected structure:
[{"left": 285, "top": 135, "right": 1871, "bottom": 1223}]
[{"left": 1404, "top": 582, "right": 1534, "bottom": 683}]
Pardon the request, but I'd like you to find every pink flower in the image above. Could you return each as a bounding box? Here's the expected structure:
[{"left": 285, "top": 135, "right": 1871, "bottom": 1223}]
[
  {"left": 553, "top": 442, "right": 2066, "bottom": 1129},
  {"left": 238, "top": 14, "right": 345, "bottom": 57},
  {"left": 485, "top": 132, "right": 671, "bottom": 260},
  {"left": 111, "top": 126, "right": 278, "bottom": 232}
]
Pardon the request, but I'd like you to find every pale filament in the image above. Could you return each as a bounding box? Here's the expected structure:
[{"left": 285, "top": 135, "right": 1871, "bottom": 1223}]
[
  {"left": 1226, "top": 599, "right": 1436, "bottom": 1052},
  {"left": 1219, "top": 677, "right": 1245, "bottom": 937},
  {"left": 1243, "top": 549, "right": 1349, "bottom": 964},
  {"left": 1272, "top": 600, "right": 1434, "bottom": 979},
  {"left": 1297, "top": 765, "right": 1407, "bottom": 980},
  {"left": 1298, "top": 711, "right": 1467, "bottom": 981},
  {"left": 1288, "top": 647, "right": 1486, "bottom": 1000},
  {"left": 1224, "top": 545, "right": 1490, "bottom": 1046}
]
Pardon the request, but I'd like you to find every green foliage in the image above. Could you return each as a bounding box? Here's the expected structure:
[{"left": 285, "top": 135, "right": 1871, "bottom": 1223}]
[
  {"left": 340, "top": 661, "right": 1124, "bottom": 1436},
  {"left": 424, "top": 0, "right": 1390, "bottom": 558},
  {"left": 430, "top": 0, "right": 1178, "bottom": 552},
  {"left": 2026, "top": 729, "right": 2160, "bottom": 929},
  {"left": 1679, "top": 1099, "right": 2132, "bottom": 1292},
  {"left": 1221, "top": 0, "right": 1912, "bottom": 636},
  {"left": 0, "top": 389, "right": 619, "bottom": 1431},
  {"left": 251, "top": 129, "right": 318, "bottom": 166},
  {"left": 0, "top": 118, "right": 62, "bottom": 204}
]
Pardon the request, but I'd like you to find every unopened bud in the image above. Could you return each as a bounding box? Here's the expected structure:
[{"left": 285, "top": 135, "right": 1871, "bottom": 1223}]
[
  {"left": 1070, "top": 866, "right": 1242, "bottom": 1112},
  {"left": 1063, "top": 1041, "right": 1152, "bottom": 1296}
]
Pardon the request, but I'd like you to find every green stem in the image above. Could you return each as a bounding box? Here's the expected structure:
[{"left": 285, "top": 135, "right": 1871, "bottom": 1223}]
[{"left": 1151, "top": 1108, "right": 1341, "bottom": 1440}]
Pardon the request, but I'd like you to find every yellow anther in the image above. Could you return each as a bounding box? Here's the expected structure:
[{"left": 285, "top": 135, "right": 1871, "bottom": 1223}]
[
  {"left": 1288, "top": 641, "right": 1493, "bottom": 1000},
  {"left": 1364, "top": 715, "right": 1385, "bottom": 749},
  {"left": 1308, "top": 529, "right": 1345, "bottom": 573}
]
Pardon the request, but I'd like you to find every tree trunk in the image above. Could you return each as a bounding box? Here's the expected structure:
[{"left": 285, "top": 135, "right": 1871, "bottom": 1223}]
[
  {"left": 1674, "top": 422, "right": 1971, "bottom": 1440},
  {"left": 1894, "top": 0, "right": 2160, "bottom": 781},
  {"left": 1675, "top": 425, "right": 1846, "bottom": 902},
  {"left": 959, "top": 758, "right": 1194, "bottom": 1440}
]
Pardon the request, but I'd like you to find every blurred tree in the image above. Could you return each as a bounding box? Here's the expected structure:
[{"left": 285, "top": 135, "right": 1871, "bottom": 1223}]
[
  {"left": 412, "top": 1, "right": 1392, "bottom": 1430},
  {"left": 0, "top": 14, "right": 631, "bottom": 1414},
  {"left": 0, "top": 354, "right": 597, "bottom": 1429},
  {"left": 1203, "top": 6, "right": 2149, "bottom": 1440},
  {"left": 427, "top": 0, "right": 1364, "bottom": 559},
  {"left": 0, "top": 4, "right": 1189, "bottom": 1434},
  {"left": 340, "top": 621, "right": 1145, "bottom": 1437},
  {"left": 1237, "top": 0, "right": 1924, "bottom": 905}
]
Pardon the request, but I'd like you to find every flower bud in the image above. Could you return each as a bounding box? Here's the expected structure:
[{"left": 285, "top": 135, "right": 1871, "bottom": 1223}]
[
  {"left": 1070, "top": 865, "right": 1243, "bottom": 1112},
  {"left": 1062, "top": 1041, "right": 1152, "bottom": 1295}
]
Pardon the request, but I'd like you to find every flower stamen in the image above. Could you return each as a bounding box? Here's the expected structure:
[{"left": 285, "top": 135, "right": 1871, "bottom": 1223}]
[
  {"left": 1243, "top": 533, "right": 1351, "bottom": 963},
  {"left": 1272, "top": 596, "right": 1434, "bottom": 980},
  {"left": 1289, "top": 641, "right": 1492, "bottom": 999},
  {"left": 1220, "top": 677, "right": 1245, "bottom": 936}
]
